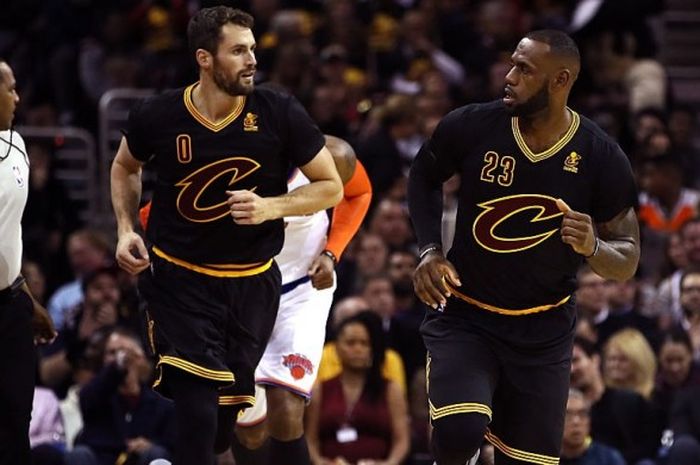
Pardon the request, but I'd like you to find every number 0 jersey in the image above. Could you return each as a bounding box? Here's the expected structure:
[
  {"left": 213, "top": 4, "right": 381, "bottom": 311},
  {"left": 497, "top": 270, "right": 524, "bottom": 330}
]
[
  {"left": 124, "top": 83, "right": 325, "bottom": 267},
  {"left": 423, "top": 100, "right": 637, "bottom": 314}
]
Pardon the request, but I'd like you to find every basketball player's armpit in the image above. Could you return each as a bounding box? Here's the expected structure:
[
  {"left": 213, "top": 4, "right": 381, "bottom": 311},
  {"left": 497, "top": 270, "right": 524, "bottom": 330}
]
[
  {"left": 408, "top": 148, "right": 444, "bottom": 249},
  {"left": 588, "top": 207, "right": 640, "bottom": 281}
]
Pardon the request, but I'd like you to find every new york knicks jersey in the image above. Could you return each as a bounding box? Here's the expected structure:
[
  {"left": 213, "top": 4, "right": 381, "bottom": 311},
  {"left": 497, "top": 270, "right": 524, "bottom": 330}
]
[{"left": 276, "top": 168, "right": 329, "bottom": 284}]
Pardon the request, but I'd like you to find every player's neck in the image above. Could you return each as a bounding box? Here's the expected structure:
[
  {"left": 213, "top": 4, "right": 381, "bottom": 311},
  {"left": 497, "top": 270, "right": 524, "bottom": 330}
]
[
  {"left": 518, "top": 105, "right": 571, "bottom": 137},
  {"left": 193, "top": 79, "right": 244, "bottom": 123}
]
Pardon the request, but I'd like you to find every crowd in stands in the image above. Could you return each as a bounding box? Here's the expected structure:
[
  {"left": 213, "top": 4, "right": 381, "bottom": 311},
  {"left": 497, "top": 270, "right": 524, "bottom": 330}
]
[{"left": 5, "top": 0, "right": 700, "bottom": 464}]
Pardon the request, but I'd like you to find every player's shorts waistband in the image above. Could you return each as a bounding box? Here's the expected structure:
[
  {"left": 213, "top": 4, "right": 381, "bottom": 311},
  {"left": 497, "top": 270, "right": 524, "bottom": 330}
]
[
  {"left": 152, "top": 246, "right": 273, "bottom": 277},
  {"left": 444, "top": 280, "right": 570, "bottom": 316},
  {"left": 0, "top": 276, "right": 24, "bottom": 303},
  {"left": 281, "top": 275, "right": 311, "bottom": 294}
]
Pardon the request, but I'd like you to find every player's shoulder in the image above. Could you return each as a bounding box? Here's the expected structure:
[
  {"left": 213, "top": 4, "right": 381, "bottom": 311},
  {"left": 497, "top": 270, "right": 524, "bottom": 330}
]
[
  {"left": 251, "top": 83, "right": 296, "bottom": 108},
  {"left": 576, "top": 111, "right": 623, "bottom": 154},
  {"left": 132, "top": 87, "right": 187, "bottom": 119},
  {"left": 437, "top": 100, "right": 506, "bottom": 132}
]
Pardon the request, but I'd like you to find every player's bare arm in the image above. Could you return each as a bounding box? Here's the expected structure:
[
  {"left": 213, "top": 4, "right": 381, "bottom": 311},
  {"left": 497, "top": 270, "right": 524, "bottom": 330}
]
[
  {"left": 558, "top": 199, "right": 639, "bottom": 281},
  {"left": 110, "top": 136, "right": 150, "bottom": 275},
  {"left": 227, "top": 145, "right": 343, "bottom": 225},
  {"left": 307, "top": 135, "right": 363, "bottom": 290},
  {"left": 587, "top": 207, "right": 640, "bottom": 280}
]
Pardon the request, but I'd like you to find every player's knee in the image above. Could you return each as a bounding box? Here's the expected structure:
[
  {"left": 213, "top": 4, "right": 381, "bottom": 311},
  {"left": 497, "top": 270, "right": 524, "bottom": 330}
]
[
  {"left": 266, "top": 388, "right": 305, "bottom": 440},
  {"left": 432, "top": 413, "right": 488, "bottom": 464},
  {"left": 235, "top": 421, "right": 268, "bottom": 450}
]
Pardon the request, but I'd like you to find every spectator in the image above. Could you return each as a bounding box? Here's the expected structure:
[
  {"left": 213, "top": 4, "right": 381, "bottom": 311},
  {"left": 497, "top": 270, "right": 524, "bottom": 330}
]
[
  {"left": 368, "top": 198, "right": 415, "bottom": 251},
  {"left": 40, "top": 265, "right": 123, "bottom": 395},
  {"left": 306, "top": 311, "right": 410, "bottom": 465},
  {"left": 570, "top": 337, "right": 658, "bottom": 463},
  {"left": 665, "top": 384, "right": 700, "bottom": 465},
  {"left": 65, "top": 327, "right": 174, "bottom": 465},
  {"left": 46, "top": 229, "right": 112, "bottom": 329},
  {"left": 603, "top": 328, "right": 657, "bottom": 400},
  {"left": 30, "top": 386, "right": 66, "bottom": 465},
  {"left": 560, "top": 388, "right": 626, "bottom": 465},
  {"left": 318, "top": 297, "right": 406, "bottom": 393},
  {"left": 653, "top": 329, "right": 700, "bottom": 427}
]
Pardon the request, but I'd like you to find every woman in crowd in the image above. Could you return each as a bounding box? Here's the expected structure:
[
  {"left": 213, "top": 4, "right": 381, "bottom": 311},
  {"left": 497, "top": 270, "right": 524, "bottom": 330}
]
[{"left": 306, "top": 311, "right": 410, "bottom": 465}]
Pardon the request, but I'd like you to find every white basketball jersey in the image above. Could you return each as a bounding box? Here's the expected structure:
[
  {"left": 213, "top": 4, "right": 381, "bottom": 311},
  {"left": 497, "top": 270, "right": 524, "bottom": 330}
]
[
  {"left": 0, "top": 130, "right": 28, "bottom": 288},
  {"left": 276, "top": 169, "right": 329, "bottom": 284}
]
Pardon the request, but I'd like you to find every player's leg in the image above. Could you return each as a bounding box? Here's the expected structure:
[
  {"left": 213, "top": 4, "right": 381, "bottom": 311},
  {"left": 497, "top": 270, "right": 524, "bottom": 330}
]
[
  {"left": 138, "top": 256, "right": 236, "bottom": 465},
  {"left": 222, "top": 263, "right": 282, "bottom": 462},
  {"left": 266, "top": 385, "right": 311, "bottom": 465},
  {"left": 422, "top": 311, "right": 499, "bottom": 465},
  {"left": 168, "top": 367, "right": 219, "bottom": 465},
  {"left": 0, "top": 289, "right": 35, "bottom": 465},
  {"left": 239, "top": 279, "right": 334, "bottom": 465},
  {"left": 233, "top": 384, "right": 269, "bottom": 464},
  {"left": 487, "top": 335, "right": 573, "bottom": 465}
]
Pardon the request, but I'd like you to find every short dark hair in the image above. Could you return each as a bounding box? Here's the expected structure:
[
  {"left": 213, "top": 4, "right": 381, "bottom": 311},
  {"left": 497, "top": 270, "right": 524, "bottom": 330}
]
[
  {"left": 525, "top": 29, "right": 580, "bottom": 66},
  {"left": 187, "top": 6, "right": 254, "bottom": 56},
  {"left": 573, "top": 335, "right": 598, "bottom": 357}
]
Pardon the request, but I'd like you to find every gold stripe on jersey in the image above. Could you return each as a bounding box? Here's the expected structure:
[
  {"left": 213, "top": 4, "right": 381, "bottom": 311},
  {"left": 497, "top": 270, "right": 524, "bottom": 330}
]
[
  {"left": 158, "top": 355, "right": 235, "bottom": 383},
  {"left": 183, "top": 83, "right": 246, "bottom": 132},
  {"left": 219, "top": 395, "right": 256, "bottom": 407},
  {"left": 429, "top": 400, "right": 493, "bottom": 420},
  {"left": 444, "top": 280, "right": 570, "bottom": 316},
  {"left": 512, "top": 109, "right": 580, "bottom": 163},
  {"left": 153, "top": 246, "right": 272, "bottom": 277},
  {"left": 486, "top": 430, "right": 560, "bottom": 465}
]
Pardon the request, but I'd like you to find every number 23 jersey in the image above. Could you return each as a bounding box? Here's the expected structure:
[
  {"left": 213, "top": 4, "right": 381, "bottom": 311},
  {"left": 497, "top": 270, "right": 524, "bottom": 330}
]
[{"left": 427, "top": 100, "right": 637, "bottom": 314}]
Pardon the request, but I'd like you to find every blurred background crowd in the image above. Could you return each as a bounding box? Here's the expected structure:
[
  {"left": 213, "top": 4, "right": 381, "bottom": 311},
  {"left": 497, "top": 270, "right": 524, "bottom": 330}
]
[{"left": 3, "top": 0, "right": 700, "bottom": 464}]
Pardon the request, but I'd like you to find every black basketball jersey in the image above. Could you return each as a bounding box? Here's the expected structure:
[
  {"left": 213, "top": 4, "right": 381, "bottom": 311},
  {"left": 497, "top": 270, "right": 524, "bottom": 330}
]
[
  {"left": 427, "top": 101, "right": 637, "bottom": 314},
  {"left": 124, "top": 83, "right": 325, "bottom": 266}
]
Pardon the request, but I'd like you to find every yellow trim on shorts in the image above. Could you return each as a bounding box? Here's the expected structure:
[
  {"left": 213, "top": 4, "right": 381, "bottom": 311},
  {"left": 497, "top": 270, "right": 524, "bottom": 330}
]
[
  {"left": 444, "top": 281, "right": 570, "bottom": 316},
  {"left": 152, "top": 246, "right": 272, "bottom": 277},
  {"left": 486, "top": 429, "right": 560, "bottom": 465},
  {"left": 429, "top": 400, "right": 492, "bottom": 421},
  {"left": 157, "top": 355, "right": 235, "bottom": 383},
  {"left": 219, "top": 395, "right": 256, "bottom": 406}
]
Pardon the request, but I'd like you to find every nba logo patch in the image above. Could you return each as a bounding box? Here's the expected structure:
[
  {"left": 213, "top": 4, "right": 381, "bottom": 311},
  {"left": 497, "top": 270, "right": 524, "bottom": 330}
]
[
  {"left": 12, "top": 165, "right": 25, "bottom": 187},
  {"left": 243, "top": 112, "right": 259, "bottom": 132},
  {"left": 563, "top": 151, "right": 581, "bottom": 173},
  {"left": 282, "top": 353, "right": 314, "bottom": 380}
]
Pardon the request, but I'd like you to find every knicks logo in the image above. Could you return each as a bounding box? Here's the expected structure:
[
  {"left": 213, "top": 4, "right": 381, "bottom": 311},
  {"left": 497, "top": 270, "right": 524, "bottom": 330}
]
[
  {"left": 472, "top": 194, "right": 563, "bottom": 253},
  {"left": 282, "top": 353, "right": 314, "bottom": 380},
  {"left": 175, "top": 157, "right": 261, "bottom": 223}
]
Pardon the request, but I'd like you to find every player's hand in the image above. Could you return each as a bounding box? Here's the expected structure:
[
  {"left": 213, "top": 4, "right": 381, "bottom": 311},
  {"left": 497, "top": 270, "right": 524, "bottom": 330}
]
[
  {"left": 227, "top": 189, "right": 275, "bottom": 225},
  {"left": 31, "top": 302, "right": 57, "bottom": 345},
  {"left": 115, "top": 231, "right": 150, "bottom": 275},
  {"left": 308, "top": 254, "right": 335, "bottom": 290},
  {"left": 413, "top": 252, "right": 461, "bottom": 309},
  {"left": 556, "top": 198, "right": 597, "bottom": 257}
]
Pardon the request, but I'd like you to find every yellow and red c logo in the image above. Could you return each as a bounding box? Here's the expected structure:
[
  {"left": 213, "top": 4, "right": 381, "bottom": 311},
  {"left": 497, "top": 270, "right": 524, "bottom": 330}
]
[
  {"left": 175, "top": 157, "right": 261, "bottom": 223},
  {"left": 472, "top": 194, "right": 563, "bottom": 253}
]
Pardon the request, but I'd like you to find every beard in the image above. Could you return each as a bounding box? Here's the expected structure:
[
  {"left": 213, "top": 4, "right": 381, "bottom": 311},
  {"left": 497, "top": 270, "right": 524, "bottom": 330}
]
[
  {"left": 212, "top": 60, "right": 255, "bottom": 96},
  {"left": 506, "top": 82, "right": 549, "bottom": 117}
]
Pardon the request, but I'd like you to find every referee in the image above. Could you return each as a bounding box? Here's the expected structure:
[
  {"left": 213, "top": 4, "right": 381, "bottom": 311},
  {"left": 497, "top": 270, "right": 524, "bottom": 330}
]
[{"left": 0, "top": 60, "right": 56, "bottom": 465}]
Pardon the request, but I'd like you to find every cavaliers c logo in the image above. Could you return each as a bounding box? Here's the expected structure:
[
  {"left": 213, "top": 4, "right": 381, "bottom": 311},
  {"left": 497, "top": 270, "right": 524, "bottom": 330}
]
[
  {"left": 472, "top": 194, "right": 563, "bottom": 253},
  {"left": 176, "top": 157, "right": 261, "bottom": 223}
]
